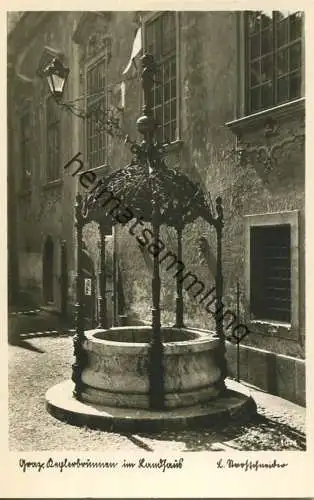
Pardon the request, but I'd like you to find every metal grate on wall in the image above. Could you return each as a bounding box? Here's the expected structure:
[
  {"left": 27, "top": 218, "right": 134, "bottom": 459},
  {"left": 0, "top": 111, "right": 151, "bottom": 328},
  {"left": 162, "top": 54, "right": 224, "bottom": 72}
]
[{"left": 250, "top": 224, "right": 291, "bottom": 323}]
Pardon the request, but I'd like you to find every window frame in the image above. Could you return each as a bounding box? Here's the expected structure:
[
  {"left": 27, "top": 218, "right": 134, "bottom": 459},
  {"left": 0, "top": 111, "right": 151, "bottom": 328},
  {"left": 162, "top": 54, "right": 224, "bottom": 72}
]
[
  {"left": 245, "top": 210, "right": 300, "bottom": 337},
  {"left": 84, "top": 50, "right": 109, "bottom": 173},
  {"left": 237, "top": 10, "right": 304, "bottom": 118},
  {"left": 142, "top": 11, "right": 181, "bottom": 145},
  {"left": 19, "top": 103, "right": 32, "bottom": 192},
  {"left": 45, "top": 94, "right": 61, "bottom": 184}
]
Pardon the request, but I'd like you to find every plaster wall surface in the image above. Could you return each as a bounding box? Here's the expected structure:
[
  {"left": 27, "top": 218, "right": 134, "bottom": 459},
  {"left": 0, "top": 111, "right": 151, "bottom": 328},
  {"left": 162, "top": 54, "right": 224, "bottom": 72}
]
[
  {"left": 8, "top": 12, "right": 305, "bottom": 380},
  {"left": 8, "top": 12, "right": 82, "bottom": 312}
]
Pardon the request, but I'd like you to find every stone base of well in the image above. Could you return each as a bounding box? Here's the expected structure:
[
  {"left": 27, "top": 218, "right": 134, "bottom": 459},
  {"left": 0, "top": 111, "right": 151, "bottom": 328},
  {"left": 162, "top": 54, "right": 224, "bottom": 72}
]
[
  {"left": 79, "top": 327, "right": 224, "bottom": 410},
  {"left": 45, "top": 379, "right": 256, "bottom": 433}
]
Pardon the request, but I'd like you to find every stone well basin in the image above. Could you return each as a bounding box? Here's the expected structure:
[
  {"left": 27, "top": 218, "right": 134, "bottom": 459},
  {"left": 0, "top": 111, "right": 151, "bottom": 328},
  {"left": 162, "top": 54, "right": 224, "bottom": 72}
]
[{"left": 80, "top": 326, "right": 224, "bottom": 409}]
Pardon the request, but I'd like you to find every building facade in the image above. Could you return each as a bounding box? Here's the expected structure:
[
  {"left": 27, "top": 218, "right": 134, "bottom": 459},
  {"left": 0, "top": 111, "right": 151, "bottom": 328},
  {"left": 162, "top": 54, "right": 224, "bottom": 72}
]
[{"left": 7, "top": 11, "right": 305, "bottom": 404}]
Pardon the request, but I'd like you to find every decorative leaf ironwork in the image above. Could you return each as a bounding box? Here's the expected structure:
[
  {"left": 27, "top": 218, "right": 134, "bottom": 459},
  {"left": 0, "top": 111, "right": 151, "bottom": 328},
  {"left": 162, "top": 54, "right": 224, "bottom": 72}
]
[{"left": 85, "top": 157, "right": 214, "bottom": 228}]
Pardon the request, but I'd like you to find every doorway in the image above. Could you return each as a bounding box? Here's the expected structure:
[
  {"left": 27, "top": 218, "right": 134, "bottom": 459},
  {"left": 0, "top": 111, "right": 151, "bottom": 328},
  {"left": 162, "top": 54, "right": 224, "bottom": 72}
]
[
  {"left": 43, "top": 236, "right": 54, "bottom": 304},
  {"left": 60, "top": 240, "right": 68, "bottom": 318}
]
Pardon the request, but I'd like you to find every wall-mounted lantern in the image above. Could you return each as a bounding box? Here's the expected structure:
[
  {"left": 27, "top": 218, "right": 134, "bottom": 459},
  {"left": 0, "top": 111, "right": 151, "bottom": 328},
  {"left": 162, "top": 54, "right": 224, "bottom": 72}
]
[{"left": 42, "top": 57, "right": 69, "bottom": 100}]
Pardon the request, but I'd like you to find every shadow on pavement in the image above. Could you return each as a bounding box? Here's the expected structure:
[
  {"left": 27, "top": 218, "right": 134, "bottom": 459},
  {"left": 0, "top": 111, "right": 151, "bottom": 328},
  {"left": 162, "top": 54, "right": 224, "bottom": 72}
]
[
  {"left": 134, "top": 412, "right": 306, "bottom": 452},
  {"left": 122, "top": 433, "right": 154, "bottom": 452},
  {"left": 236, "top": 413, "right": 306, "bottom": 451},
  {"left": 11, "top": 339, "right": 45, "bottom": 354}
]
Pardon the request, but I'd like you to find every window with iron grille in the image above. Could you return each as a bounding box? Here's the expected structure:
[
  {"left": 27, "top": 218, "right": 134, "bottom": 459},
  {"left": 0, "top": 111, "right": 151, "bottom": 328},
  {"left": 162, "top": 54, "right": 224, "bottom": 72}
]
[
  {"left": 20, "top": 110, "right": 32, "bottom": 190},
  {"left": 145, "top": 12, "right": 177, "bottom": 144},
  {"left": 46, "top": 96, "right": 61, "bottom": 182},
  {"left": 250, "top": 224, "right": 291, "bottom": 323},
  {"left": 86, "top": 59, "right": 107, "bottom": 170},
  {"left": 246, "top": 11, "right": 303, "bottom": 114}
]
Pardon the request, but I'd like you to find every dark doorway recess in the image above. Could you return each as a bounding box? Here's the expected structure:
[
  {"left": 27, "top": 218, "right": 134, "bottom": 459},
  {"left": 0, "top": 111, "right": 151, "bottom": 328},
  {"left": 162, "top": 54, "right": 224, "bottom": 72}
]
[
  {"left": 43, "top": 235, "right": 54, "bottom": 304},
  {"left": 60, "top": 240, "right": 68, "bottom": 318}
]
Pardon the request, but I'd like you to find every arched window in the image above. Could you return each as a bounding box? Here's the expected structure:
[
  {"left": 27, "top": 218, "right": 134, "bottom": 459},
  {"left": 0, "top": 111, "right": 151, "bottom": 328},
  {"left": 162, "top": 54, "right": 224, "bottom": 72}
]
[{"left": 43, "top": 236, "right": 54, "bottom": 303}]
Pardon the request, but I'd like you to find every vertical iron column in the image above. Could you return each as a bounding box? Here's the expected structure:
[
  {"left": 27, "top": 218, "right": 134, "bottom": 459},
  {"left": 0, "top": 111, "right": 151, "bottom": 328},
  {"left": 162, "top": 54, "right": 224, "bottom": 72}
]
[
  {"left": 137, "top": 54, "right": 164, "bottom": 410},
  {"left": 150, "top": 200, "right": 164, "bottom": 410},
  {"left": 175, "top": 225, "right": 184, "bottom": 328},
  {"left": 112, "top": 224, "right": 118, "bottom": 326},
  {"left": 215, "top": 196, "right": 228, "bottom": 384},
  {"left": 236, "top": 281, "right": 240, "bottom": 382},
  {"left": 72, "top": 194, "right": 86, "bottom": 400},
  {"left": 98, "top": 223, "right": 108, "bottom": 329}
]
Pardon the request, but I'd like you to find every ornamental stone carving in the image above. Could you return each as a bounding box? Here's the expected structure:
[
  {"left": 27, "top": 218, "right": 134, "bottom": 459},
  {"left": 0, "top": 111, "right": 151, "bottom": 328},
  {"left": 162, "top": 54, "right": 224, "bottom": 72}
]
[
  {"left": 73, "top": 12, "right": 112, "bottom": 64},
  {"left": 226, "top": 98, "right": 305, "bottom": 181},
  {"left": 237, "top": 116, "right": 305, "bottom": 174}
]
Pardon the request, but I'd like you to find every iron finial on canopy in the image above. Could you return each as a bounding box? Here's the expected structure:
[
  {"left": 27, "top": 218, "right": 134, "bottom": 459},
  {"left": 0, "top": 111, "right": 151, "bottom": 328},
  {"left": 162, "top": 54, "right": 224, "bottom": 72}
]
[{"left": 136, "top": 53, "right": 157, "bottom": 144}]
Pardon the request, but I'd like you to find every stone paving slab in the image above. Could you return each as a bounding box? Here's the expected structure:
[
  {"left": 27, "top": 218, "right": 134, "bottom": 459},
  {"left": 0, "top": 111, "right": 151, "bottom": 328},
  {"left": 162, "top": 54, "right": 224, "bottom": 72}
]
[{"left": 8, "top": 334, "right": 306, "bottom": 451}]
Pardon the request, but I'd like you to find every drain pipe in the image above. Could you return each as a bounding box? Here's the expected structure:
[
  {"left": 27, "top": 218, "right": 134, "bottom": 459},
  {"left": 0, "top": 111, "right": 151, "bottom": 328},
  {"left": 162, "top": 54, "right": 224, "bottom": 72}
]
[{"left": 112, "top": 224, "right": 118, "bottom": 326}]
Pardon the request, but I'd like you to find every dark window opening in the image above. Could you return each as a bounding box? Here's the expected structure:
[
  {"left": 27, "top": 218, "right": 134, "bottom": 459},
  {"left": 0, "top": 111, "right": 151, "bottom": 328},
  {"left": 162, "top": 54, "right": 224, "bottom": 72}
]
[{"left": 250, "top": 224, "right": 291, "bottom": 323}]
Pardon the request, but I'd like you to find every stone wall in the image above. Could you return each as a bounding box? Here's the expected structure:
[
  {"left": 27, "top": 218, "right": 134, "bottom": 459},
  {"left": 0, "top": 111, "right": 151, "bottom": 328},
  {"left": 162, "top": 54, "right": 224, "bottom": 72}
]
[
  {"left": 8, "top": 12, "right": 82, "bottom": 314},
  {"left": 8, "top": 12, "right": 305, "bottom": 394},
  {"left": 226, "top": 342, "right": 306, "bottom": 406},
  {"left": 101, "top": 12, "right": 305, "bottom": 363}
]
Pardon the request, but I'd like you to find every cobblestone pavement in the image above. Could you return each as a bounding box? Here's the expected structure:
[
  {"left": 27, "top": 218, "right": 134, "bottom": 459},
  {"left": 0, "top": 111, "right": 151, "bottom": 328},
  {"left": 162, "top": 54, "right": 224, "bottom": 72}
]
[{"left": 8, "top": 332, "right": 306, "bottom": 452}]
